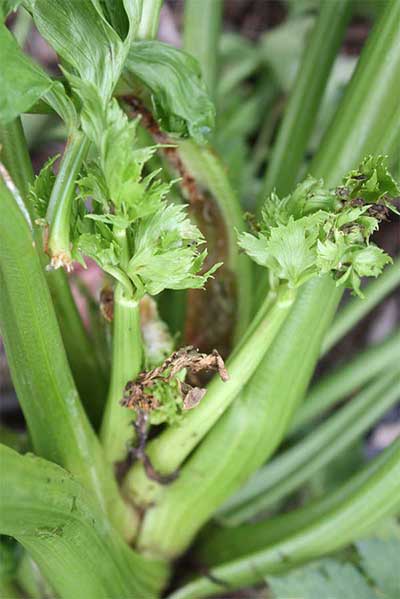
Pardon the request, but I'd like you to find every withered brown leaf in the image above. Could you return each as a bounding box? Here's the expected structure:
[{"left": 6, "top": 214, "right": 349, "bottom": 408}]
[{"left": 121, "top": 346, "right": 228, "bottom": 413}]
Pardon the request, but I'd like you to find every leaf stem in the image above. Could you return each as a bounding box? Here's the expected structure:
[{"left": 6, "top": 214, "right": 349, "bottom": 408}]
[
  {"left": 0, "top": 118, "right": 34, "bottom": 210},
  {"left": 167, "top": 438, "right": 400, "bottom": 599},
  {"left": 321, "top": 256, "right": 400, "bottom": 355},
  {"left": 197, "top": 439, "right": 400, "bottom": 565},
  {"left": 0, "top": 445, "right": 169, "bottom": 599},
  {"left": 101, "top": 287, "right": 142, "bottom": 464},
  {"left": 183, "top": 0, "right": 223, "bottom": 100},
  {"left": 125, "top": 286, "right": 296, "bottom": 510},
  {"left": 137, "top": 0, "right": 163, "bottom": 40},
  {"left": 46, "top": 130, "right": 90, "bottom": 270},
  {"left": 293, "top": 328, "right": 400, "bottom": 432},
  {"left": 219, "top": 369, "right": 400, "bottom": 524},
  {"left": 0, "top": 178, "right": 134, "bottom": 538},
  {"left": 101, "top": 228, "right": 143, "bottom": 464},
  {"left": 259, "top": 0, "right": 352, "bottom": 203}
]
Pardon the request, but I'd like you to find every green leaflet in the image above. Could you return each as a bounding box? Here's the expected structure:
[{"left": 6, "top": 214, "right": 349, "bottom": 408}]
[
  {"left": 344, "top": 154, "right": 400, "bottom": 203},
  {"left": 0, "top": 23, "right": 52, "bottom": 123},
  {"left": 73, "top": 97, "right": 218, "bottom": 299},
  {"left": 357, "top": 538, "right": 400, "bottom": 599},
  {"left": 28, "top": 154, "right": 58, "bottom": 219},
  {"left": 268, "top": 559, "right": 376, "bottom": 599},
  {"left": 24, "top": 0, "right": 124, "bottom": 99},
  {"left": 268, "top": 537, "right": 400, "bottom": 599},
  {"left": 127, "top": 204, "right": 219, "bottom": 296},
  {"left": 125, "top": 41, "right": 215, "bottom": 143},
  {"left": 239, "top": 158, "right": 397, "bottom": 295}
]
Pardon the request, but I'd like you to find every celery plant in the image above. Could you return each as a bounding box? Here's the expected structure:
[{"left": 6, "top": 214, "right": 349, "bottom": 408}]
[{"left": 0, "top": 1, "right": 399, "bottom": 598}]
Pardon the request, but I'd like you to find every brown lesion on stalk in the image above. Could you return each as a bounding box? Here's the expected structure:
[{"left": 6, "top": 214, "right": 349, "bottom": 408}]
[{"left": 123, "top": 96, "right": 237, "bottom": 358}]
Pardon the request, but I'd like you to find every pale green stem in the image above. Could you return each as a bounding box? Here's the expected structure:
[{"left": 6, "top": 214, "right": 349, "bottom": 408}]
[
  {"left": 292, "top": 328, "right": 400, "bottom": 432},
  {"left": 322, "top": 257, "right": 400, "bottom": 355},
  {"left": 46, "top": 131, "right": 90, "bottom": 269},
  {"left": 0, "top": 118, "right": 34, "bottom": 210},
  {"left": 183, "top": 0, "right": 223, "bottom": 100},
  {"left": 101, "top": 228, "right": 143, "bottom": 464},
  {"left": 167, "top": 438, "right": 400, "bottom": 599},
  {"left": 124, "top": 286, "right": 296, "bottom": 509},
  {"left": 219, "top": 369, "right": 400, "bottom": 524},
  {"left": 100, "top": 289, "right": 142, "bottom": 464},
  {"left": 260, "top": 0, "right": 352, "bottom": 203},
  {"left": 137, "top": 0, "right": 163, "bottom": 40}
]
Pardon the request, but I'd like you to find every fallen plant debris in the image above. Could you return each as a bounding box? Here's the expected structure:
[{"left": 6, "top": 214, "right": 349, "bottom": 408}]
[
  {"left": 121, "top": 345, "right": 229, "bottom": 417},
  {"left": 118, "top": 346, "right": 228, "bottom": 484}
]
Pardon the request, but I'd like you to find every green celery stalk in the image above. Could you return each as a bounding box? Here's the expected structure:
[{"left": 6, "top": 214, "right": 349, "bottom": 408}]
[
  {"left": 124, "top": 285, "right": 296, "bottom": 507},
  {"left": 0, "top": 177, "right": 134, "bottom": 538},
  {"left": 0, "top": 119, "right": 107, "bottom": 427},
  {"left": 177, "top": 140, "right": 253, "bottom": 340},
  {"left": 100, "top": 288, "right": 142, "bottom": 464},
  {"left": 183, "top": 0, "right": 223, "bottom": 100},
  {"left": 0, "top": 445, "right": 168, "bottom": 599},
  {"left": 196, "top": 438, "right": 400, "bottom": 566},
  {"left": 100, "top": 223, "right": 143, "bottom": 464},
  {"left": 0, "top": 118, "right": 35, "bottom": 207},
  {"left": 218, "top": 369, "right": 400, "bottom": 525},
  {"left": 167, "top": 438, "right": 400, "bottom": 599},
  {"left": 135, "top": 279, "right": 340, "bottom": 558},
  {"left": 260, "top": 0, "right": 352, "bottom": 201},
  {"left": 292, "top": 328, "right": 400, "bottom": 432},
  {"left": 310, "top": 0, "right": 400, "bottom": 184},
  {"left": 46, "top": 130, "right": 90, "bottom": 270},
  {"left": 322, "top": 256, "right": 400, "bottom": 355}
]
